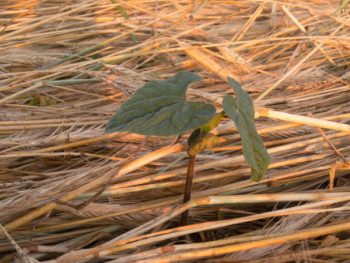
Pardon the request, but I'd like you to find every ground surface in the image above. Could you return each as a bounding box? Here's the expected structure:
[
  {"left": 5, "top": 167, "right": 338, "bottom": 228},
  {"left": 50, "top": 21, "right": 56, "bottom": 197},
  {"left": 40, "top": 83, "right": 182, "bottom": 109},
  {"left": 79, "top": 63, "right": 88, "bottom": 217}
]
[{"left": 1, "top": 1, "right": 350, "bottom": 262}]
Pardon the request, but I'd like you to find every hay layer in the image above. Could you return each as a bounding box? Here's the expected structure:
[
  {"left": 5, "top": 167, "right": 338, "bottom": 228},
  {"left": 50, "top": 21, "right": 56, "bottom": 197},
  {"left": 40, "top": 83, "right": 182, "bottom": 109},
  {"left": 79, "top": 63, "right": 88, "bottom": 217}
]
[{"left": 0, "top": 1, "right": 350, "bottom": 262}]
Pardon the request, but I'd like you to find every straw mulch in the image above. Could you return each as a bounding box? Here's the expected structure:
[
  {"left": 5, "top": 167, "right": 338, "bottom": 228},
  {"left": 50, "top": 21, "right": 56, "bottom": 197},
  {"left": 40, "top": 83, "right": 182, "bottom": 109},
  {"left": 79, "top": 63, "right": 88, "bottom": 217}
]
[{"left": 1, "top": 0, "right": 350, "bottom": 262}]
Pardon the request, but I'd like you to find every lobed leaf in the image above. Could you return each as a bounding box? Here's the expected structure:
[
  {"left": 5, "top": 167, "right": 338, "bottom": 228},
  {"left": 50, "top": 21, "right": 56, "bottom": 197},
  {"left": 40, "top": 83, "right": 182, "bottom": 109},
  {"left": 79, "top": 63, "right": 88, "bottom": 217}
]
[
  {"left": 106, "top": 71, "right": 216, "bottom": 136},
  {"left": 223, "top": 77, "right": 270, "bottom": 181}
]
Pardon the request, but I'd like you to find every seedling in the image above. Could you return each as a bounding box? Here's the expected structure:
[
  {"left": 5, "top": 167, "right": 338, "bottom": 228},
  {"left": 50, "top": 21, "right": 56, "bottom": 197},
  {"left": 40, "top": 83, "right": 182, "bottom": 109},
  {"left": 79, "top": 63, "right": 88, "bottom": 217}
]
[{"left": 106, "top": 71, "right": 270, "bottom": 225}]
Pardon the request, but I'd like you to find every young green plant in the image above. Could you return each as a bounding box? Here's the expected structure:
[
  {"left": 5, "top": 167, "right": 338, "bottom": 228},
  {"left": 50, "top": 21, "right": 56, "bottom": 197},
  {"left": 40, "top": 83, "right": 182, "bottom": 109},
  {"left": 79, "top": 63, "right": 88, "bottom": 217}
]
[{"left": 106, "top": 71, "right": 270, "bottom": 225}]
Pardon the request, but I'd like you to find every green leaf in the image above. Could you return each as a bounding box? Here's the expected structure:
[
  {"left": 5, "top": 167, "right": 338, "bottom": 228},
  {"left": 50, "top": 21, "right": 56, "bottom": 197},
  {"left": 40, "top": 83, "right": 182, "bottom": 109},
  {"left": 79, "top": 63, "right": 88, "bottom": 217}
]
[
  {"left": 106, "top": 71, "right": 216, "bottom": 136},
  {"left": 223, "top": 77, "right": 270, "bottom": 181}
]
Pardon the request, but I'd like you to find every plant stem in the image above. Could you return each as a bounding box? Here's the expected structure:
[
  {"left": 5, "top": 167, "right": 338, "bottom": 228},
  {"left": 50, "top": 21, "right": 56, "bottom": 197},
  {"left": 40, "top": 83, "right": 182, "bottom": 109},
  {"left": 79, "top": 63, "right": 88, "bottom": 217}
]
[{"left": 180, "top": 155, "right": 196, "bottom": 226}]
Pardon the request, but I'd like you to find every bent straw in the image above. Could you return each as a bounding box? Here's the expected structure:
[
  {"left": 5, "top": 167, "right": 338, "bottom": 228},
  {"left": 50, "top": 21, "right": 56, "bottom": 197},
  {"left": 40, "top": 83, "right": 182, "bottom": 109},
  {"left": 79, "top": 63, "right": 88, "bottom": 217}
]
[{"left": 2, "top": 143, "right": 183, "bottom": 234}]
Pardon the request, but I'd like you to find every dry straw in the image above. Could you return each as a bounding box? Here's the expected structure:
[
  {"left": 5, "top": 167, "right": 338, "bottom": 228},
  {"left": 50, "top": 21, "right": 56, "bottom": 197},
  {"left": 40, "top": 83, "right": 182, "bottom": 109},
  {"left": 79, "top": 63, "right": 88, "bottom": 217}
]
[{"left": 0, "top": 0, "right": 350, "bottom": 262}]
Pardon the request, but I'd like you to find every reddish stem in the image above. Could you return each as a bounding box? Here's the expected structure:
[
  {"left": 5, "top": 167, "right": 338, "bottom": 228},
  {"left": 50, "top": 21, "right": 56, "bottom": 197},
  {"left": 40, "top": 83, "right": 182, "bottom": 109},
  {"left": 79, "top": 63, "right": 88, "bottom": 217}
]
[{"left": 180, "top": 155, "right": 196, "bottom": 226}]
